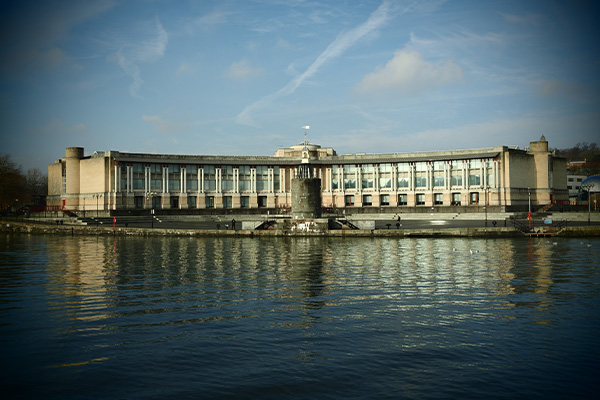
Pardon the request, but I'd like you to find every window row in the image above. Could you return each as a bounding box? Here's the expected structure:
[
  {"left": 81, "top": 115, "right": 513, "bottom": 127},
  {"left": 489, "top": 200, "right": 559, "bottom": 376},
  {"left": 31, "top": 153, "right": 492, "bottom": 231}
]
[
  {"left": 336, "top": 159, "right": 492, "bottom": 174},
  {"left": 331, "top": 174, "right": 492, "bottom": 190},
  {"left": 343, "top": 192, "right": 486, "bottom": 206}
]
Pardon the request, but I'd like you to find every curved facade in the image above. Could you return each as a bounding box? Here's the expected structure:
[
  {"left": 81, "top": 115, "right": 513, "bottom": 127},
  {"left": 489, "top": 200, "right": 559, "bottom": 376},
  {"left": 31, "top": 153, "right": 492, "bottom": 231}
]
[
  {"left": 47, "top": 136, "right": 568, "bottom": 213},
  {"left": 580, "top": 175, "right": 600, "bottom": 192}
]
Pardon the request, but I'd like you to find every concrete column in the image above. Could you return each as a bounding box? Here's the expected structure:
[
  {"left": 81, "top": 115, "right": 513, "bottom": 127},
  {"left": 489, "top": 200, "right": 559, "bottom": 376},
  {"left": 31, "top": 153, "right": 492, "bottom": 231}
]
[
  {"left": 481, "top": 163, "right": 485, "bottom": 187},
  {"left": 463, "top": 160, "right": 468, "bottom": 190},
  {"left": 181, "top": 167, "right": 186, "bottom": 194},
  {"left": 234, "top": 168, "right": 239, "bottom": 193},
  {"left": 114, "top": 165, "right": 120, "bottom": 193},
  {"left": 200, "top": 168, "right": 204, "bottom": 193},
  {"left": 216, "top": 168, "right": 222, "bottom": 193},
  {"left": 145, "top": 166, "right": 149, "bottom": 192},
  {"left": 493, "top": 160, "right": 499, "bottom": 189}
]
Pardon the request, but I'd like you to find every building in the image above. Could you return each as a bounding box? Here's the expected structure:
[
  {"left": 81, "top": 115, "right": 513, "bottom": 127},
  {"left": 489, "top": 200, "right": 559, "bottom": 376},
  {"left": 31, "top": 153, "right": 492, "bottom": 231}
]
[
  {"left": 579, "top": 175, "right": 600, "bottom": 211},
  {"left": 567, "top": 174, "right": 587, "bottom": 199},
  {"left": 47, "top": 135, "right": 568, "bottom": 214}
]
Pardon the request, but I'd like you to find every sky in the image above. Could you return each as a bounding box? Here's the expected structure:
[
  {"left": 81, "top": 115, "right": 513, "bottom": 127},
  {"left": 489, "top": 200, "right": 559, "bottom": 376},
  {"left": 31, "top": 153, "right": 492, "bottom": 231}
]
[{"left": 1, "top": 0, "right": 599, "bottom": 172}]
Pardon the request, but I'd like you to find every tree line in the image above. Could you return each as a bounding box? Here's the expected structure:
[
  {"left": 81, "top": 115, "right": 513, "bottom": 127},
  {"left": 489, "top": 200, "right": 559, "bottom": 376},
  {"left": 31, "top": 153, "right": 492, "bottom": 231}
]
[
  {"left": 552, "top": 142, "right": 600, "bottom": 176},
  {"left": 0, "top": 154, "right": 48, "bottom": 212}
]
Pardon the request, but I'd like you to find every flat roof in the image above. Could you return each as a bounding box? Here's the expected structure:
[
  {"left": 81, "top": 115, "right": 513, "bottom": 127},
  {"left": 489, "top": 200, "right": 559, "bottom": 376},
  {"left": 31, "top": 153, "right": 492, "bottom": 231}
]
[{"left": 107, "top": 147, "right": 504, "bottom": 166}]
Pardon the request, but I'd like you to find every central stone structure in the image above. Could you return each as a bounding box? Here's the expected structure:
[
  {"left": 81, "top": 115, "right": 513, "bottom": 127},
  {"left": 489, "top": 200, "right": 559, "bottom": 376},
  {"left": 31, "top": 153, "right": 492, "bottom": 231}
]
[
  {"left": 291, "top": 139, "right": 322, "bottom": 219},
  {"left": 291, "top": 178, "right": 322, "bottom": 219}
]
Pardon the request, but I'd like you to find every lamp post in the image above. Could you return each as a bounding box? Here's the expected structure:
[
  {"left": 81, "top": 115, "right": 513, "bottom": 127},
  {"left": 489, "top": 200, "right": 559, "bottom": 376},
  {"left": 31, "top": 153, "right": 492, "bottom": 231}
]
[
  {"left": 484, "top": 186, "right": 489, "bottom": 227},
  {"left": 145, "top": 192, "right": 157, "bottom": 228},
  {"left": 93, "top": 193, "right": 103, "bottom": 218},
  {"left": 582, "top": 184, "right": 594, "bottom": 226}
]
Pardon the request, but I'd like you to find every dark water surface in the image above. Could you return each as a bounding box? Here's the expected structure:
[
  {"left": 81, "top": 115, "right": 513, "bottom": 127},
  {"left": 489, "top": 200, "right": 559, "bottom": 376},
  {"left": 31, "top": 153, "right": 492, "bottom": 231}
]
[{"left": 1, "top": 234, "right": 599, "bottom": 399}]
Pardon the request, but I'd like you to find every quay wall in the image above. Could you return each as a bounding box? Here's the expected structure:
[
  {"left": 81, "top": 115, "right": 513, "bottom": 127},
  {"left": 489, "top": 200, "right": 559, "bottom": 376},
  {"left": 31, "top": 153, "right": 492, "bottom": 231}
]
[{"left": 2, "top": 221, "right": 599, "bottom": 238}]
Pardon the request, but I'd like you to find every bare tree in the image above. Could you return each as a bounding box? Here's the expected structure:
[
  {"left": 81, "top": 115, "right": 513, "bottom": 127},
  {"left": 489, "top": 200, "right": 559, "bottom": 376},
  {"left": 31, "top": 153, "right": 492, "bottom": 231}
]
[
  {"left": 26, "top": 167, "right": 48, "bottom": 197},
  {"left": 0, "top": 154, "right": 28, "bottom": 210}
]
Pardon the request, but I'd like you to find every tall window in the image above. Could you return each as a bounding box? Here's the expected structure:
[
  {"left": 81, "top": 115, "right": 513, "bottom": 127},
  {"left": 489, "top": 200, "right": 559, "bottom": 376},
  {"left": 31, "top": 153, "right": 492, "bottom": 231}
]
[
  {"left": 434, "top": 176, "right": 444, "bottom": 187},
  {"left": 379, "top": 177, "right": 391, "bottom": 189},
  {"left": 240, "top": 196, "right": 250, "bottom": 208},
  {"left": 151, "top": 164, "right": 162, "bottom": 191},
  {"left": 381, "top": 194, "right": 390, "bottom": 206},
  {"left": 415, "top": 162, "right": 427, "bottom": 172},
  {"left": 363, "top": 194, "right": 372, "bottom": 206},
  {"left": 203, "top": 166, "right": 216, "bottom": 191},
  {"left": 186, "top": 165, "right": 198, "bottom": 191},
  {"left": 416, "top": 193, "right": 425, "bottom": 205},
  {"left": 133, "top": 163, "right": 144, "bottom": 190},
  {"left": 343, "top": 164, "right": 356, "bottom": 174},
  {"left": 206, "top": 196, "right": 214, "bottom": 208},
  {"left": 379, "top": 163, "right": 392, "bottom": 172},
  {"left": 273, "top": 166, "right": 280, "bottom": 191},
  {"left": 469, "top": 159, "right": 482, "bottom": 168},
  {"left": 168, "top": 165, "right": 180, "bottom": 191},
  {"left": 168, "top": 164, "right": 180, "bottom": 191},
  {"left": 434, "top": 193, "right": 443, "bottom": 205},
  {"left": 452, "top": 193, "right": 461, "bottom": 205},
  {"left": 256, "top": 166, "right": 268, "bottom": 191},
  {"left": 239, "top": 166, "right": 251, "bottom": 191},
  {"left": 221, "top": 165, "right": 234, "bottom": 191},
  {"left": 344, "top": 178, "right": 356, "bottom": 189},
  {"left": 398, "top": 194, "right": 407, "bottom": 205},
  {"left": 451, "top": 175, "right": 462, "bottom": 187},
  {"left": 415, "top": 176, "right": 427, "bottom": 187},
  {"left": 398, "top": 177, "right": 409, "bottom": 188},
  {"left": 469, "top": 174, "right": 481, "bottom": 186},
  {"left": 362, "top": 178, "right": 374, "bottom": 189}
]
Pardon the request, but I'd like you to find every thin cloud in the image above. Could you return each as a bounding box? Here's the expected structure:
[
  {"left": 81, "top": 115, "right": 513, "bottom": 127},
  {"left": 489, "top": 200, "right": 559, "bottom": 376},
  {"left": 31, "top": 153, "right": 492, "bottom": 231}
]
[
  {"left": 185, "top": 11, "right": 229, "bottom": 34},
  {"left": 176, "top": 62, "right": 194, "bottom": 76},
  {"left": 116, "top": 18, "right": 168, "bottom": 98},
  {"left": 355, "top": 47, "right": 464, "bottom": 94},
  {"left": 236, "top": 0, "right": 396, "bottom": 126},
  {"left": 226, "top": 58, "right": 263, "bottom": 80},
  {"left": 142, "top": 115, "right": 182, "bottom": 135}
]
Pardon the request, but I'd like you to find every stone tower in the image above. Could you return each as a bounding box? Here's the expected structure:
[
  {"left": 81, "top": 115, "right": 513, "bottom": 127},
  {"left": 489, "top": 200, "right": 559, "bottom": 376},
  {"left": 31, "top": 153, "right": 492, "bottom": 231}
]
[{"left": 291, "top": 131, "right": 322, "bottom": 219}]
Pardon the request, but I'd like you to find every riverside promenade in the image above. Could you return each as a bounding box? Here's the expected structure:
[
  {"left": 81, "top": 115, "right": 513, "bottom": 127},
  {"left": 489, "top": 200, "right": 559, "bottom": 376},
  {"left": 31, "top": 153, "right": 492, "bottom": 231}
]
[{"left": 2, "top": 212, "right": 599, "bottom": 238}]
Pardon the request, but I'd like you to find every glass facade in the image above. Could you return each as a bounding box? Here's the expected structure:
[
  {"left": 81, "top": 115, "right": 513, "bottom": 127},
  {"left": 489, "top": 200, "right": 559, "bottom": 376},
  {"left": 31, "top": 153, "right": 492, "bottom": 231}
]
[{"left": 103, "top": 153, "right": 500, "bottom": 210}]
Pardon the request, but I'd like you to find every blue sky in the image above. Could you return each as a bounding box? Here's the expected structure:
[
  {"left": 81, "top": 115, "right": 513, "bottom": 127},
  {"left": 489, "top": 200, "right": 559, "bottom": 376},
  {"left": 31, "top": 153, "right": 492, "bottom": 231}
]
[{"left": 1, "top": 0, "right": 599, "bottom": 172}]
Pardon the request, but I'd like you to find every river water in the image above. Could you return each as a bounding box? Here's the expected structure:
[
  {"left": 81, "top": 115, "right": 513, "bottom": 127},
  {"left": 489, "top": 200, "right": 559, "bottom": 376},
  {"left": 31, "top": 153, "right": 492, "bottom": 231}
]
[{"left": 1, "top": 233, "right": 599, "bottom": 399}]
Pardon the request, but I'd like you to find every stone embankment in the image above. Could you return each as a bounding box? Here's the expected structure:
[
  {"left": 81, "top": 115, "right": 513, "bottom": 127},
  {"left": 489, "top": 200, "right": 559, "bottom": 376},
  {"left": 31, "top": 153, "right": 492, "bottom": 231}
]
[{"left": 2, "top": 221, "right": 599, "bottom": 238}]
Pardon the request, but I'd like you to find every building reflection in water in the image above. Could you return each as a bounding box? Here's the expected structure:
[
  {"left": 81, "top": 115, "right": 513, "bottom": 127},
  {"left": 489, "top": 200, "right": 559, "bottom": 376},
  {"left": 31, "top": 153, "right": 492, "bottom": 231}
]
[
  {"left": 46, "top": 236, "right": 110, "bottom": 325},
  {"left": 42, "top": 235, "right": 582, "bottom": 348}
]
